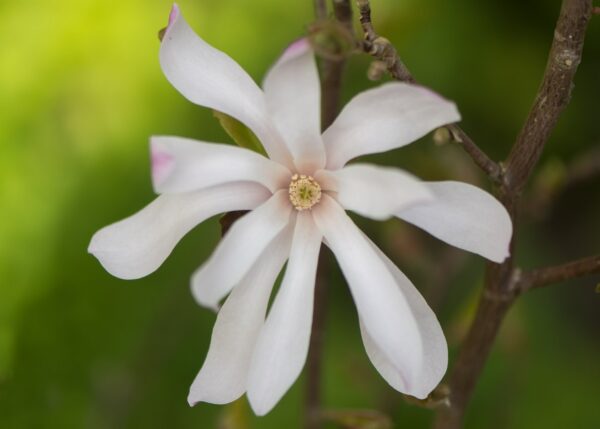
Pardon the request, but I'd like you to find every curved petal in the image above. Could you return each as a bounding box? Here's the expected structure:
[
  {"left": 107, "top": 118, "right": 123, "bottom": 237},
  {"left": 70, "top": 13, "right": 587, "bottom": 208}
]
[
  {"left": 263, "top": 39, "right": 325, "bottom": 173},
  {"left": 160, "top": 5, "right": 292, "bottom": 166},
  {"left": 315, "top": 164, "right": 434, "bottom": 221},
  {"left": 396, "top": 181, "right": 512, "bottom": 262},
  {"left": 191, "top": 190, "right": 292, "bottom": 309},
  {"left": 323, "top": 82, "right": 461, "bottom": 169},
  {"left": 312, "top": 195, "right": 425, "bottom": 395},
  {"left": 88, "top": 182, "right": 270, "bottom": 280},
  {"left": 188, "top": 226, "right": 293, "bottom": 406},
  {"left": 359, "top": 235, "right": 447, "bottom": 398},
  {"left": 247, "top": 211, "right": 322, "bottom": 415},
  {"left": 151, "top": 136, "right": 290, "bottom": 194}
]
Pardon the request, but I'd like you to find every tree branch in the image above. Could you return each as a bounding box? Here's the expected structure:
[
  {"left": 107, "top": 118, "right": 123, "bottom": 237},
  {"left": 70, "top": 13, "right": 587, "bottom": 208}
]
[
  {"left": 306, "top": 3, "right": 353, "bottom": 429},
  {"left": 505, "top": 0, "right": 592, "bottom": 195},
  {"left": 355, "top": 0, "right": 503, "bottom": 183},
  {"left": 519, "top": 255, "right": 600, "bottom": 292},
  {"left": 433, "top": 1, "right": 593, "bottom": 428},
  {"left": 314, "top": 0, "right": 327, "bottom": 20},
  {"left": 351, "top": 1, "right": 593, "bottom": 428}
]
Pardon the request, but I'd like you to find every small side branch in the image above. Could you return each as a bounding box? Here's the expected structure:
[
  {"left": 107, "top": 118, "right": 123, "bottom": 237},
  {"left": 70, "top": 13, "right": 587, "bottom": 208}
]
[
  {"left": 519, "top": 255, "right": 600, "bottom": 292},
  {"left": 355, "top": 0, "right": 503, "bottom": 183},
  {"left": 505, "top": 0, "right": 593, "bottom": 195}
]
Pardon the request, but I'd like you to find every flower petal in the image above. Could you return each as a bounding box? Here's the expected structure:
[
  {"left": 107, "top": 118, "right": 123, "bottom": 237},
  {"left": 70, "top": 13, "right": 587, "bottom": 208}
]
[
  {"left": 160, "top": 5, "right": 292, "bottom": 166},
  {"left": 247, "top": 211, "right": 322, "bottom": 416},
  {"left": 359, "top": 234, "right": 447, "bottom": 398},
  {"left": 263, "top": 39, "right": 325, "bottom": 173},
  {"left": 315, "top": 163, "right": 434, "bottom": 221},
  {"left": 151, "top": 136, "right": 290, "bottom": 194},
  {"left": 312, "top": 195, "right": 424, "bottom": 394},
  {"left": 323, "top": 82, "right": 461, "bottom": 169},
  {"left": 188, "top": 226, "right": 293, "bottom": 406},
  {"left": 396, "top": 181, "right": 512, "bottom": 262},
  {"left": 191, "top": 190, "right": 292, "bottom": 309},
  {"left": 88, "top": 182, "right": 270, "bottom": 280}
]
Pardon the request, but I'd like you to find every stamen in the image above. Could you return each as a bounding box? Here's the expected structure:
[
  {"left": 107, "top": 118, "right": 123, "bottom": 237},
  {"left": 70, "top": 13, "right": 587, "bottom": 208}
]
[{"left": 288, "top": 174, "right": 322, "bottom": 211}]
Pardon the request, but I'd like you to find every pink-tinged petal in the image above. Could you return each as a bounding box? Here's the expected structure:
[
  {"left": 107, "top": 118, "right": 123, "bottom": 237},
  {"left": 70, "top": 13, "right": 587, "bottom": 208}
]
[
  {"left": 167, "top": 3, "right": 179, "bottom": 28},
  {"left": 191, "top": 190, "right": 293, "bottom": 309},
  {"left": 315, "top": 163, "right": 434, "bottom": 221},
  {"left": 150, "top": 136, "right": 290, "bottom": 194},
  {"left": 160, "top": 6, "right": 293, "bottom": 167},
  {"left": 359, "top": 234, "right": 447, "bottom": 398},
  {"left": 88, "top": 182, "right": 270, "bottom": 280},
  {"left": 151, "top": 143, "right": 175, "bottom": 187},
  {"left": 312, "top": 195, "right": 425, "bottom": 393},
  {"left": 323, "top": 82, "right": 461, "bottom": 169},
  {"left": 396, "top": 181, "right": 512, "bottom": 262},
  {"left": 188, "top": 226, "right": 293, "bottom": 406},
  {"left": 247, "top": 211, "right": 322, "bottom": 415},
  {"left": 263, "top": 38, "right": 325, "bottom": 173}
]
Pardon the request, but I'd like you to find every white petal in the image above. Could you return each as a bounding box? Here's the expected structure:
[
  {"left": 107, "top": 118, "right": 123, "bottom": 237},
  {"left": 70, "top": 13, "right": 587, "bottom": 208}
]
[
  {"left": 191, "top": 190, "right": 292, "bottom": 309},
  {"left": 263, "top": 39, "right": 325, "bottom": 173},
  {"left": 247, "top": 211, "right": 322, "bottom": 416},
  {"left": 397, "top": 181, "right": 512, "bottom": 262},
  {"left": 151, "top": 136, "right": 290, "bottom": 194},
  {"left": 312, "top": 195, "right": 424, "bottom": 394},
  {"left": 359, "top": 235, "right": 447, "bottom": 399},
  {"left": 188, "top": 226, "right": 293, "bottom": 406},
  {"left": 160, "top": 5, "right": 292, "bottom": 166},
  {"left": 315, "top": 163, "right": 434, "bottom": 221},
  {"left": 323, "top": 82, "right": 461, "bottom": 169},
  {"left": 88, "top": 182, "right": 270, "bottom": 279}
]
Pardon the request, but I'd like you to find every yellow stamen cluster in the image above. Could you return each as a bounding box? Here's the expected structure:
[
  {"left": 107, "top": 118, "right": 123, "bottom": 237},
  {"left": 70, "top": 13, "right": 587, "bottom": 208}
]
[{"left": 288, "top": 174, "right": 322, "bottom": 211}]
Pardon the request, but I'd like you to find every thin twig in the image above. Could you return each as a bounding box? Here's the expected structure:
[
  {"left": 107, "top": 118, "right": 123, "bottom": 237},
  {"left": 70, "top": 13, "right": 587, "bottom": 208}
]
[
  {"left": 519, "top": 255, "right": 600, "bottom": 292},
  {"left": 314, "top": 0, "right": 327, "bottom": 20},
  {"left": 355, "top": 0, "right": 503, "bottom": 183}
]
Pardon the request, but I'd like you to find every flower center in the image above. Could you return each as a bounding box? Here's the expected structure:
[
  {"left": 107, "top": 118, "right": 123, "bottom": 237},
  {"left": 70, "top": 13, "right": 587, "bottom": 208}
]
[{"left": 288, "top": 174, "right": 322, "bottom": 211}]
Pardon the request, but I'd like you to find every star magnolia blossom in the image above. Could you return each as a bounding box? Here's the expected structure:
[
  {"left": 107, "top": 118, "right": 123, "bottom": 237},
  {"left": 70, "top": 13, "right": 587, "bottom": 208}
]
[{"left": 89, "top": 4, "right": 512, "bottom": 416}]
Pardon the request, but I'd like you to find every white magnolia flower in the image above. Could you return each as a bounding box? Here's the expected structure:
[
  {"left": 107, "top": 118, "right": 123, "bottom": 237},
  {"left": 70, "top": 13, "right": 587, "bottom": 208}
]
[{"left": 89, "top": 4, "right": 512, "bottom": 416}]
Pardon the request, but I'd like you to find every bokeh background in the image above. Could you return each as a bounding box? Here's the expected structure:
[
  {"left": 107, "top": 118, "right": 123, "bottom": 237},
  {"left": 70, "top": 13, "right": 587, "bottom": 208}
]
[{"left": 1, "top": 0, "right": 599, "bottom": 427}]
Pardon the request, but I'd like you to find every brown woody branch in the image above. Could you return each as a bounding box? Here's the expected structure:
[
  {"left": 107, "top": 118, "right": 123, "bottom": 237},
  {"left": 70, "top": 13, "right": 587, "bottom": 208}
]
[
  {"left": 306, "top": 3, "right": 353, "bottom": 429},
  {"left": 519, "top": 255, "right": 600, "bottom": 292},
  {"left": 353, "top": 1, "right": 594, "bottom": 429},
  {"left": 356, "top": 0, "right": 504, "bottom": 184},
  {"left": 505, "top": 0, "right": 592, "bottom": 195}
]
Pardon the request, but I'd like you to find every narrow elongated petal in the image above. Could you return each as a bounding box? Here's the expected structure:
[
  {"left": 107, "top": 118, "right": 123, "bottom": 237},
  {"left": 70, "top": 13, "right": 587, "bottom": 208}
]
[
  {"left": 263, "top": 39, "right": 325, "bottom": 172},
  {"left": 359, "top": 235, "right": 447, "bottom": 398},
  {"left": 315, "top": 164, "right": 434, "bottom": 221},
  {"left": 160, "top": 5, "right": 292, "bottom": 165},
  {"left": 247, "top": 212, "right": 322, "bottom": 416},
  {"left": 397, "top": 181, "right": 512, "bottom": 262},
  {"left": 188, "top": 226, "right": 293, "bottom": 406},
  {"left": 88, "top": 182, "right": 270, "bottom": 279},
  {"left": 151, "top": 136, "right": 290, "bottom": 194},
  {"left": 312, "top": 195, "right": 424, "bottom": 393},
  {"left": 323, "top": 83, "right": 461, "bottom": 169},
  {"left": 191, "top": 190, "right": 292, "bottom": 309}
]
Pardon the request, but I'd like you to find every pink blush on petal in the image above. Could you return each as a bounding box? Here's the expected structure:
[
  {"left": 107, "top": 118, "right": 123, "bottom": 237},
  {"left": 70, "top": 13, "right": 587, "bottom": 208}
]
[
  {"left": 168, "top": 3, "right": 180, "bottom": 28},
  {"left": 151, "top": 146, "right": 175, "bottom": 188},
  {"left": 280, "top": 38, "right": 310, "bottom": 62}
]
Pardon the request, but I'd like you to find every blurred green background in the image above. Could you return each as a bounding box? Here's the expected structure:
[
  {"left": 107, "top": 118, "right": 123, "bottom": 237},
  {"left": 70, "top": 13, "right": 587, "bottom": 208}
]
[{"left": 1, "top": 0, "right": 599, "bottom": 428}]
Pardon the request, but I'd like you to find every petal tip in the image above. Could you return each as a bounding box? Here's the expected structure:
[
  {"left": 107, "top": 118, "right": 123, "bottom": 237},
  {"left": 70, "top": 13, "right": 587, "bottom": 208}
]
[
  {"left": 168, "top": 3, "right": 180, "bottom": 28},
  {"left": 280, "top": 38, "right": 311, "bottom": 62}
]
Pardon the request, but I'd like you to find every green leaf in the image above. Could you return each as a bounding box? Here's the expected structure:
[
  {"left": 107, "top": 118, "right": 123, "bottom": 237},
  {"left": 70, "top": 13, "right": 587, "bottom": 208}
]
[{"left": 213, "top": 110, "right": 267, "bottom": 156}]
